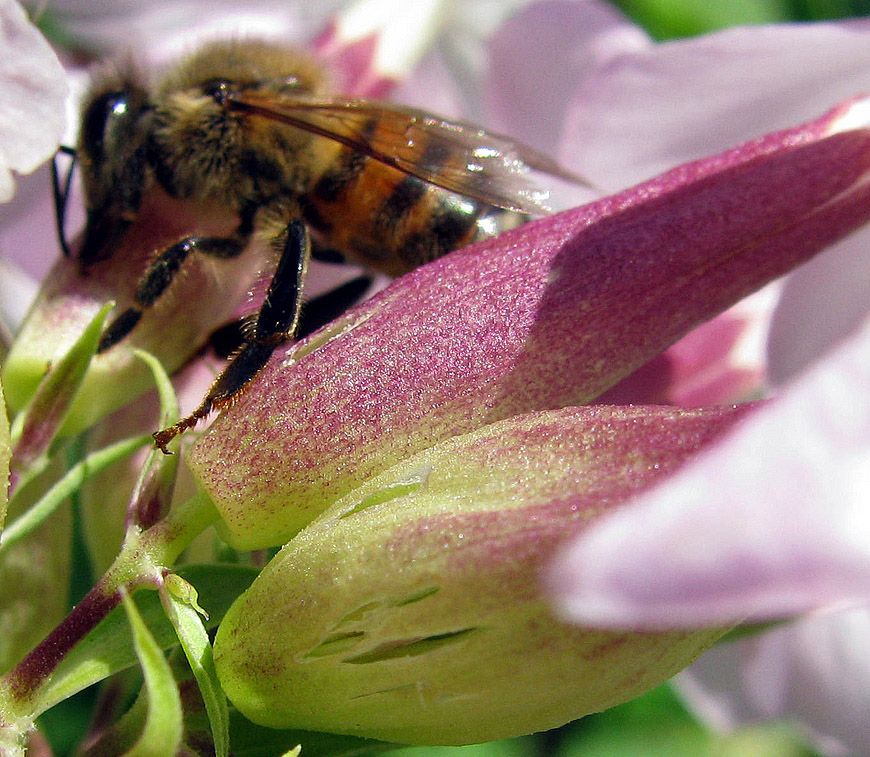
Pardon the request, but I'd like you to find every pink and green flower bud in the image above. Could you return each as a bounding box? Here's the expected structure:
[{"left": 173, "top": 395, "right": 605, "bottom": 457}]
[
  {"left": 189, "top": 96, "right": 870, "bottom": 550},
  {"left": 214, "top": 404, "right": 749, "bottom": 744},
  {"left": 8, "top": 303, "right": 110, "bottom": 473},
  {"left": 2, "top": 189, "right": 267, "bottom": 435}
]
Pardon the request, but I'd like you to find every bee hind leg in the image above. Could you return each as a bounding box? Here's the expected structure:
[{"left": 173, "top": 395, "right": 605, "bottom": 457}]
[{"left": 153, "top": 219, "right": 311, "bottom": 453}]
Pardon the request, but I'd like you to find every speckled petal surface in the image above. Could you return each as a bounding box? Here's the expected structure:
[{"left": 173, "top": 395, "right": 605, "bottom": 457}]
[
  {"left": 214, "top": 404, "right": 746, "bottom": 743},
  {"left": 189, "top": 97, "right": 870, "bottom": 549}
]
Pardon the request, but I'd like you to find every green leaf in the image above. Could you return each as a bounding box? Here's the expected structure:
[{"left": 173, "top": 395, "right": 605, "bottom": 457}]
[
  {"left": 9, "top": 303, "right": 113, "bottom": 467},
  {"left": 35, "top": 564, "right": 259, "bottom": 713},
  {"left": 161, "top": 574, "right": 230, "bottom": 757},
  {"left": 612, "top": 0, "right": 790, "bottom": 39},
  {"left": 120, "top": 589, "right": 183, "bottom": 756},
  {"left": 553, "top": 684, "right": 818, "bottom": 757}
]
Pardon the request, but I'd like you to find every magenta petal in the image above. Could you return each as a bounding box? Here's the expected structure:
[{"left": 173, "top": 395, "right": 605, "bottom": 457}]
[
  {"left": 549, "top": 317, "right": 870, "bottom": 629},
  {"left": 189, "top": 99, "right": 870, "bottom": 549}
]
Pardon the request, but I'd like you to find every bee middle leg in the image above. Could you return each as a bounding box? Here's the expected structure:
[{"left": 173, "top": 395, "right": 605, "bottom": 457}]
[
  {"left": 152, "top": 219, "right": 311, "bottom": 453},
  {"left": 97, "top": 206, "right": 257, "bottom": 353}
]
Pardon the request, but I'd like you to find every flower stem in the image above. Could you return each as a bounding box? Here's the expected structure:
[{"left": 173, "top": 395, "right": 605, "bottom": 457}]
[{"left": 0, "top": 490, "right": 220, "bottom": 724}]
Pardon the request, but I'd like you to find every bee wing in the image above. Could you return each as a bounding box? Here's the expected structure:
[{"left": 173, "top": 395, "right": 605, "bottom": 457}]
[{"left": 229, "top": 93, "right": 587, "bottom": 214}]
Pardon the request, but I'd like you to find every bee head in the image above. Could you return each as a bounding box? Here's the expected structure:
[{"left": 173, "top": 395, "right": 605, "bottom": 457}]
[
  {"left": 159, "top": 39, "right": 329, "bottom": 99},
  {"left": 77, "top": 77, "right": 151, "bottom": 264}
]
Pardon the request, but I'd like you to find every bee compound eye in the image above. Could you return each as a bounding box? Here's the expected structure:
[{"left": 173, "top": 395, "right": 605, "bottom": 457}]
[{"left": 81, "top": 91, "right": 134, "bottom": 165}]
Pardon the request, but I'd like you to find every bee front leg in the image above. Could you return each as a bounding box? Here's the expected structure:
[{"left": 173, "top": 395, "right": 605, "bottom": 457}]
[
  {"left": 97, "top": 205, "right": 257, "bottom": 353},
  {"left": 153, "top": 219, "right": 311, "bottom": 453}
]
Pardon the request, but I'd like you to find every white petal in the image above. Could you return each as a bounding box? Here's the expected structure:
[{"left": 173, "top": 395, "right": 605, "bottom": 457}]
[{"left": 0, "top": 0, "right": 68, "bottom": 202}]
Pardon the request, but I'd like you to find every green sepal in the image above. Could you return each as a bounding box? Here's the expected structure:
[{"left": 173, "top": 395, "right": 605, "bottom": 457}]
[
  {"left": 226, "top": 712, "right": 392, "bottom": 757},
  {"left": 120, "top": 589, "right": 183, "bottom": 756},
  {"left": 9, "top": 303, "right": 112, "bottom": 467},
  {"left": 161, "top": 574, "right": 229, "bottom": 757}
]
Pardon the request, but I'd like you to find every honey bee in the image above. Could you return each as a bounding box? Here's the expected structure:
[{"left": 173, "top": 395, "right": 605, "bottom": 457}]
[{"left": 70, "top": 39, "right": 582, "bottom": 451}]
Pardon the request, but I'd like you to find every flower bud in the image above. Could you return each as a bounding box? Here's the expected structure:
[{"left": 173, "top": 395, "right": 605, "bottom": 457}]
[
  {"left": 214, "top": 405, "right": 747, "bottom": 744},
  {"left": 190, "top": 96, "right": 870, "bottom": 550},
  {"left": 2, "top": 189, "right": 266, "bottom": 435}
]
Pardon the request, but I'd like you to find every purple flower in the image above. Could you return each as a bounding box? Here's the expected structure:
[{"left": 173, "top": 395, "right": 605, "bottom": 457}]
[{"left": 514, "top": 4, "right": 870, "bottom": 752}]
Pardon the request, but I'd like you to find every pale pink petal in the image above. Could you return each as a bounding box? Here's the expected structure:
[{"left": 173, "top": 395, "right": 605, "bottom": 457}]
[
  {"left": 562, "top": 20, "right": 870, "bottom": 192},
  {"left": 0, "top": 0, "right": 68, "bottom": 202},
  {"left": 0, "top": 163, "right": 80, "bottom": 280},
  {"left": 549, "top": 316, "right": 870, "bottom": 629},
  {"left": 0, "top": 258, "right": 37, "bottom": 349},
  {"left": 767, "top": 229, "right": 870, "bottom": 386},
  {"left": 48, "top": 0, "right": 335, "bottom": 64},
  {"left": 390, "top": 50, "right": 469, "bottom": 118},
  {"left": 487, "top": 0, "right": 650, "bottom": 154},
  {"left": 676, "top": 606, "right": 870, "bottom": 756}
]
